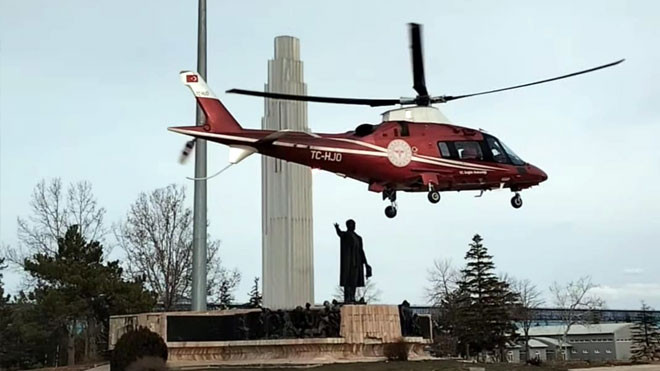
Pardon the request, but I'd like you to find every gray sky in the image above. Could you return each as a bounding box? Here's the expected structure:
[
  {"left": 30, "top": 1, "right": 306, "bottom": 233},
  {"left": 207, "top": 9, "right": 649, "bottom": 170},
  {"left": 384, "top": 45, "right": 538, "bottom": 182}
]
[{"left": 1, "top": 0, "right": 659, "bottom": 309}]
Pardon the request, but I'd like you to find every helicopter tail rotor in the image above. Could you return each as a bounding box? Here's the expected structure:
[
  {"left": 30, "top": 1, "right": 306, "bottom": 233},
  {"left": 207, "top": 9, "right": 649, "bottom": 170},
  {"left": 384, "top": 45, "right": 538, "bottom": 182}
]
[{"left": 179, "top": 139, "right": 196, "bottom": 164}]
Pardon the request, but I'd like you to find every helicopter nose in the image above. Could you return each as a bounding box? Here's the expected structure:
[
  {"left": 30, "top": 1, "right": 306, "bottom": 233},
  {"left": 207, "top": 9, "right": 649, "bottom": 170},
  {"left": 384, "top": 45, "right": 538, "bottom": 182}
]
[{"left": 532, "top": 165, "right": 548, "bottom": 183}]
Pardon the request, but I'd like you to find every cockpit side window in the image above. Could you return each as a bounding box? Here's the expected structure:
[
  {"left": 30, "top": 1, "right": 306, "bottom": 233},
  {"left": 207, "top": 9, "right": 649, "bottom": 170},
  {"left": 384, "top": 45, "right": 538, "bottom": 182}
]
[
  {"left": 454, "top": 141, "right": 483, "bottom": 161},
  {"left": 437, "top": 142, "right": 451, "bottom": 157},
  {"left": 486, "top": 137, "right": 509, "bottom": 164}
]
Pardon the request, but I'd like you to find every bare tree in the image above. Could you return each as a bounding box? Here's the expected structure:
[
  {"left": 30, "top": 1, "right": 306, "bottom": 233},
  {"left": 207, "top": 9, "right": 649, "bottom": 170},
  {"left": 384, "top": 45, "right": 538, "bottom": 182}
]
[
  {"left": 550, "top": 276, "right": 605, "bottom": 360},
  {"left": 425, "top": 258, "right": 459, "bottom": 305},
  {"left": 7, "top": 178, "right": 106, "bottom": 265},
  {"left": 115, "top": 184, "right": 239, "bottom": 310},
  {"left": 425, "top": 258, "right": 461, "bottom": 356},
  {"left": 334, "top": 279, "right": 382, "bottom": 303},
  {"left": 511, "top": 278, "right": 544, "bottom": 360}
]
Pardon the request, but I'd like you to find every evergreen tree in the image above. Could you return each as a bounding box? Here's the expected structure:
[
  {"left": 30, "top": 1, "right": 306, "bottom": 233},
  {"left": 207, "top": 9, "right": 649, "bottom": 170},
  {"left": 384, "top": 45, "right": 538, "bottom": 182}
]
[
  {"left": 436, "top": 283, "right": 469, "bottom": 357},
  {"left": 0, "top": 258, "right": 12, "bottom": 363},
  {"left": 631, "top": 302, "right": 660, "bottom": 361},
  {"left": 22, "top": 225, "right": 156, "bottom": 365},
  {"left": 454, "top": 234, "right": 519, "bottom": 359},
  {"left": 0, "top": 290, "right": 62, "bottom": 370},
  {"left": 1, "top": 259, "right": 62, "bottom": 370},
  {"left": 218, "top": 280, "right": 234, "bottom": 308},
  {"left": 248, "top": 277, "right": 262, "bottom": 308}
]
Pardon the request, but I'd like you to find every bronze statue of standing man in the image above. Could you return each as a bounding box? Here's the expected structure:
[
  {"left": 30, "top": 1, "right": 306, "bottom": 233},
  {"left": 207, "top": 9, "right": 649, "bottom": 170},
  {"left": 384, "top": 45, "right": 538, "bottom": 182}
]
[{"left": 334, "top": 219, "right": 372, "bottom": 304}]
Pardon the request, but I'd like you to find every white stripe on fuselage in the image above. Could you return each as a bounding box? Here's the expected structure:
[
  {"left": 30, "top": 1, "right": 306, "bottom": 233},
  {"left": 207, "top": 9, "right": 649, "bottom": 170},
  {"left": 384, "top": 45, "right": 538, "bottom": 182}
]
[
  {"left": 169, "top": 128, "right": 501, "bottom": 172},
  {"left": 272, "top": 141, "right": 389, "bottom": 158},
  {"left": 414, "top": 154, "right": 503, "bottom": 171},
  {"left": 327, "top": 137, "right": 504, "bottom": 171}
]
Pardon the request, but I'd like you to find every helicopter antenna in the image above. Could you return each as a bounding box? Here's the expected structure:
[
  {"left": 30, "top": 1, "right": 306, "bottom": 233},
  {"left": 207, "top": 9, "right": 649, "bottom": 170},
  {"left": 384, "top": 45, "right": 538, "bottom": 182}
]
[{"left": 186, "top": 163, "right": 233, "bottom": 181}]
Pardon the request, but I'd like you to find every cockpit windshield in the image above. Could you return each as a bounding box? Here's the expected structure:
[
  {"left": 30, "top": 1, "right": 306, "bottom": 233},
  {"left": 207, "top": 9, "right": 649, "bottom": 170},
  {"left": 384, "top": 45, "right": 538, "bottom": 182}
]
[{"left": 500, "top": 141, "right": 525, "bottom": 166}]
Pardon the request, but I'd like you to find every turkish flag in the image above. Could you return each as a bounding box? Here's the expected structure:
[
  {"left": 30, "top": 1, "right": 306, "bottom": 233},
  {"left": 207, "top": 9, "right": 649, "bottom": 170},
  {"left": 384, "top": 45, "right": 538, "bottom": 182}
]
[{"left": 186, "top": 75, "right": 198, "bottom": 83}]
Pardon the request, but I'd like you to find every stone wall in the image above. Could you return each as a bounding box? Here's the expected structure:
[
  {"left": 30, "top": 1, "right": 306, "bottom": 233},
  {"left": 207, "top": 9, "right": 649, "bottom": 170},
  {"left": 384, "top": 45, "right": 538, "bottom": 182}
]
[{"left": 108, "top": 305, "right": 431, "bottom": 362}]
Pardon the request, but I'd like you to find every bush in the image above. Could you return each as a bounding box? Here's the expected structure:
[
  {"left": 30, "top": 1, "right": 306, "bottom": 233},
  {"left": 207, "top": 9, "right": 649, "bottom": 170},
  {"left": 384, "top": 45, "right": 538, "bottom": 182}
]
[
  {"left": 125, "top": 356, "right": 167, "bottom": 371},
  {"left": 383, "top": 339, "right": 409, "bottom": 361},
  {"left": 526, "top": 356, "right": 543, "bottom": 366},
  {"left": 110, "top": 327, "right": 168, "bottom": 371}
]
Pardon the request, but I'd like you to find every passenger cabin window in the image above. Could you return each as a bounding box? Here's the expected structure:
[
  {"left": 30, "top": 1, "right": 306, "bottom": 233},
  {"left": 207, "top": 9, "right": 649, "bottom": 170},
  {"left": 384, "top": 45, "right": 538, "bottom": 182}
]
[
  {"left": 486, "top": 137, "right": 508, "bottom": 164},
  {"left": 455, "top": 141, "right": 483, "bottom": 161},
  {"left": 437, "top": 142, "right": 451, "bottom": 157}
]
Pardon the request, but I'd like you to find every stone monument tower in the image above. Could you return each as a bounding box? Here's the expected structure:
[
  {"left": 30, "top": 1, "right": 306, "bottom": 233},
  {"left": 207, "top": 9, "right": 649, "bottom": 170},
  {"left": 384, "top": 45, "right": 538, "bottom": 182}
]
[{"left": 261, "top": 36, "right": 314, "bottom": 309}]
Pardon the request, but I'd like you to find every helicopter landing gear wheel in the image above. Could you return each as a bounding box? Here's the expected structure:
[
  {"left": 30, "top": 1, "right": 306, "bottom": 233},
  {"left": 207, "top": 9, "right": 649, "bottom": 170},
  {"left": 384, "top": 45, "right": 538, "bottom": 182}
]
[
  {"left": 511, "top": 193, "right": 523, "bottom": 209},
  {"left": 382, "top": 189, "right": 398, "bottom": 218},
  {"left": 385, "top": 205, "right": 398, "bottom": 218},
  {"left": 428, "top": 190, "right": 441, "bottom": 204}
]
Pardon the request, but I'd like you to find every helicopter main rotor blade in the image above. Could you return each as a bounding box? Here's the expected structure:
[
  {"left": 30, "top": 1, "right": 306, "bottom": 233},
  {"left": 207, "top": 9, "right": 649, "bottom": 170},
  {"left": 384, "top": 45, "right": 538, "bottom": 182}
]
[
  {"left": 226, "top": 89, "right": 404, "bottom": 107},
  {"left": 409, "top": 23, "right": 428, "bottom": 98},
  {"left": 435, "top": 59, "right": 625, "bottom": 103}
]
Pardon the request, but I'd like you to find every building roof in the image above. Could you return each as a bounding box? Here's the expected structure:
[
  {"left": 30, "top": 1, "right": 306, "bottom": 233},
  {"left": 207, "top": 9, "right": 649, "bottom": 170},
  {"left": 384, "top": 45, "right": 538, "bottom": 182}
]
[
  {"left": 533, "top": 337, "right": 572, "bottom": 347},
  {"left": 527, "top": 339, "right": 549, "bottom": 348},
  {"left": 526, "top": 323, "right": 632, "bottom": 336}
]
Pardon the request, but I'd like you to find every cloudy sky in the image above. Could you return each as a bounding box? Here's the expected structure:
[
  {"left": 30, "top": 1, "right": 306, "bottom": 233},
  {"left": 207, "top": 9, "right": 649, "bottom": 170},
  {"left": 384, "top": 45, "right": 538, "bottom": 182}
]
[{"left": 1, "top": 0, "right": 659, "bottom": 309}]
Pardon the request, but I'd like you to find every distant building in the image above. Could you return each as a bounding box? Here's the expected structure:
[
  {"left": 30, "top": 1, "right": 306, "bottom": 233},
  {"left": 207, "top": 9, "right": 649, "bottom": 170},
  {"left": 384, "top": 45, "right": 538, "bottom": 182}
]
[
  {"left": 261, "top": 36, "right": 314, "bottom": 309},
  {"left": 410, "top": 305, "right": 660, "bottom": 325},
  {"left": 521, "top": 323, "right": 633, "bottom": 361},
  {"left": 522, "top": 339, "right": 551, "bottom": 361},
  {"left": 505, "top": 342, "right": 521, "bottom": 363},
  {"left": 529, "top": 308, "right": 659, "bottom": 326}
]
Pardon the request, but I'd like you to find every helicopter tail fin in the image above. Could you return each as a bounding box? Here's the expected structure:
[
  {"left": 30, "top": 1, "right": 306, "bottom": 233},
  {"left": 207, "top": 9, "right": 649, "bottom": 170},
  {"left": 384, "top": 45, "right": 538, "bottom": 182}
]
[{"left": 179, "top": 71, "right": 242, "bottom": 133}]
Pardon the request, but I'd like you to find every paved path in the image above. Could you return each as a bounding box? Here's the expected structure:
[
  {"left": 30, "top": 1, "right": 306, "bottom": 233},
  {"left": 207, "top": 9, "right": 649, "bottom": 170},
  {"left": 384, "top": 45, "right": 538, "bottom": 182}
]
[
  {"left": 85, "top": 364, "right": 109, "bottom": 371},
  {"left": 87, "top": 360, "right": 660, "bottom": 371},
  {"left": 571, "top": 365, "right": 660, "bottom": 371}
]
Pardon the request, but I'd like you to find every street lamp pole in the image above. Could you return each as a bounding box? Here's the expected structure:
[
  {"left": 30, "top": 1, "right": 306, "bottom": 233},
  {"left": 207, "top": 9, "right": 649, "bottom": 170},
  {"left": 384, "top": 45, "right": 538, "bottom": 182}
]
[{"left": 191, "top": 0, "right": 207, "bottom": 311}]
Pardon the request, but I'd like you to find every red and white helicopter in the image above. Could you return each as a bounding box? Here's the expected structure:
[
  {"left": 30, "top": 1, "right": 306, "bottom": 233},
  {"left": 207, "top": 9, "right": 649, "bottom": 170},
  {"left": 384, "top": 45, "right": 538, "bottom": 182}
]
[{"left": 170, "top": 23, "right": 623, "bottom": 218}]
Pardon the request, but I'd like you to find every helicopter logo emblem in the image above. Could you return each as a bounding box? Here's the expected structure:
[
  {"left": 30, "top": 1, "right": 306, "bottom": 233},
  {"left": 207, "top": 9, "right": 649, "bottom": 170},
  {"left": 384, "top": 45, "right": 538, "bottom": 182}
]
[{"left": 387, "top": 139, "right": 413, "bottom": 167}]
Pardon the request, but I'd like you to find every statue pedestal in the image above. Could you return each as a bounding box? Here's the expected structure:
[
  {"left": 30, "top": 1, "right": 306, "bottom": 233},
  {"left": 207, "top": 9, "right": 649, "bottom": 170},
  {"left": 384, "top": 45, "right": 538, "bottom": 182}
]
[
  {"left": 109, "top": 305, "right": 431, "bottom": 365},
  {"left": 339, "top": 305, "right": 402, "bottom": 343}
]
